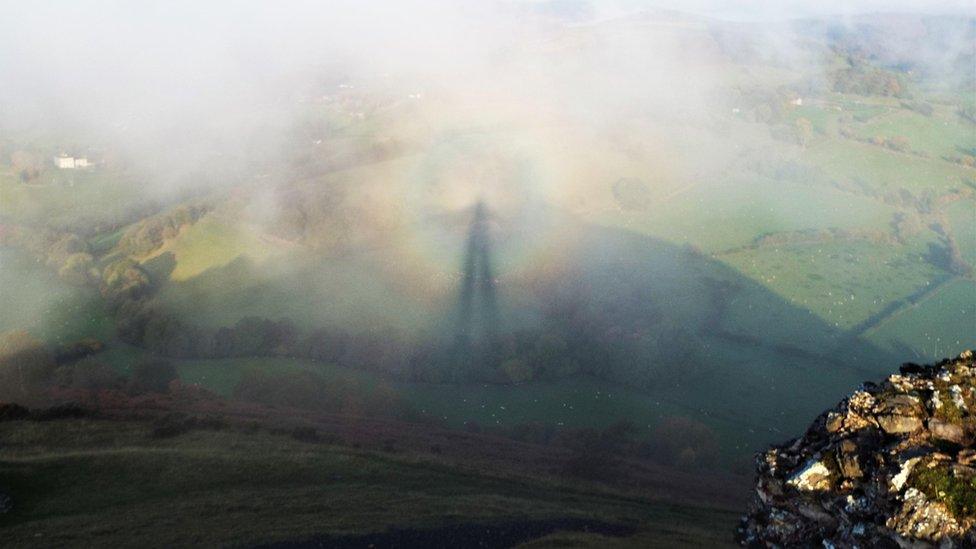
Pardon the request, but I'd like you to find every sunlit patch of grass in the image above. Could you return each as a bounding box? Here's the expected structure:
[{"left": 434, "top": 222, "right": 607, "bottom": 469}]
[
  {"left": 910, "top": 461, "right": 976, "bottom": 519},
  {"left": 805, "top": 139, "right": 972, "bottom": 195},
  {"left": 143, "top": 215, "right": 281, "bottom": 282},
  {"left": 154, "top": 249, "right": 436, "bottom": 335}
]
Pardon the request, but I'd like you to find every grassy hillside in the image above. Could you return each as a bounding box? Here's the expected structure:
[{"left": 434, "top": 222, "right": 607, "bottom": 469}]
[
  {"left": 0, "top": 415, "right": 741, "bottom": 548},
  {"left": 142, "top": 215, "right": 281, "bottom": 282},
  {"left": 0, "top": 21, "right": 973, "bottom": 548}
]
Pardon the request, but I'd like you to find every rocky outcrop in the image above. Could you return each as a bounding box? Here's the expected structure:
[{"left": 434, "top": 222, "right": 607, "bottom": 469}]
[{"left": 738, "top": 351, "right": 976, "bottom": 547}]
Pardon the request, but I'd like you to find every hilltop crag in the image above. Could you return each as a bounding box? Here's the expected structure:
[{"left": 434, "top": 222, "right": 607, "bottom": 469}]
[{"left": 739, "top": 351, "right": 976, "bottom": 547}]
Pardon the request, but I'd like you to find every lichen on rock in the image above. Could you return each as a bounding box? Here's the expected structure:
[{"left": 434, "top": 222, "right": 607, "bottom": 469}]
[
  {"left": 738, "top": 351, "right": 976, "bottom": 547},
  {"left": 788, "top": 459, "right": 834, "bottom": 492}
]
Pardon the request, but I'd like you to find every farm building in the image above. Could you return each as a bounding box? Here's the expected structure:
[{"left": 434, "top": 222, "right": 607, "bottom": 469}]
[{"left": 54, "top": 155, "right": 89, "bottom": 169}]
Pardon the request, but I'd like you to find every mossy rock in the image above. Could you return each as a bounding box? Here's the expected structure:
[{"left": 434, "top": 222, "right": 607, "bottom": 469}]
[{"left": 910, "top": 462, "right": 976, "bottom": 519}]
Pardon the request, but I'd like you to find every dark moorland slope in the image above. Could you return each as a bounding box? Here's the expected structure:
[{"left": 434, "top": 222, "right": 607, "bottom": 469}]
[{"left": 0, "top": 394, "right": 747, "bottom": 548}]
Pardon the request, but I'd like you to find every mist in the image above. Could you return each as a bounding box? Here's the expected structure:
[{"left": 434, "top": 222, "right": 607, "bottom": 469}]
[
  {"left": 0, "top": 0, "right": 976, "bottom": 547},
  {"left": 0, "top": 3, "right": 974, "bottom": 544},
  {"left": 1, "top": 0, "right": 973, "bottom": 385}
]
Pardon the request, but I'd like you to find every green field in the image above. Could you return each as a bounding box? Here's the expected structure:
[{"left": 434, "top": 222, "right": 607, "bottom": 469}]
[
  {"left": 81, "top": 334, "right": 835, "bottom": 462},
  {"left": 947, "top": 199, "right": 976, "bottom": 265},
  {"left": 143, "top": 214, "right": 281, "bottom": 281},
  {"left": 718, "top": 236, "right": 946, "bottom": 332},
  {"left": 110, "top": 337, "right": 858, "bottom": 462},
  {"left": 0, "top": 212, "right": 868, "bottom": 464},
  {"left": 851, "top": 109, "right": 975, "bottom": 159},
  {"left": 177, "top": 355, "right": 381, "bottom": 398},
  {"left": 828, "top": 94, "right": 894, "bottom": 120},
  {"left": 589, "top": 175, "right": 897, "bottom": 253},
  {"left": 805, "top": 139, "right": 973, "bottom": 195},
  {"left": 154, "top": 250, "right": 439, "bottom": 335},
  {"left": 786, "top": 103, "right": 841, "bottom": 134},
  {"left": 866, "top": 278, "right": 976, "bottom": 362},
  {"left": 783, "top": 95, "right": 892, "bottom": 131},
  {"left": 0, "top": 166, "right": 151, "bottom": 230},
  {"left": 402, "top": 349, "right": 861, "bottom": 461},
  {"left": 716, "top": 280, "right": 842, "bottom": 353}
]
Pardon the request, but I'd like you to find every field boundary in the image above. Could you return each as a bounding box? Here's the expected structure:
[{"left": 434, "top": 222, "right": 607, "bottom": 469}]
[{"left": 854, "top": 274, "right": 957, "bottom": 338}]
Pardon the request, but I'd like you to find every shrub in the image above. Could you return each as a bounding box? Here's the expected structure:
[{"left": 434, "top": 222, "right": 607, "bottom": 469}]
[
  {"left": 558, "top": 420, "right": 638, "bottom": 479},
  {"left": 150, "top": 413, "right": 227, "bottom": 439},
  {"left": 831, "top": 64, "right": 905, "bottom": 97},
  {"left": 58, "top": 253, "right": 97, "bottom": 286},
  {"left": 167, "top": 380, "right": 220, "bottom": 402},
  {"left": 233, "top": 369, "right": 339, "bottom": 412},
  {"left": 30, "top": 402, "right": 89, "bottom": 421},
  {"left": 141, "top": 313, "right": 202, "bottom": 357},
  {"left": 54, "top": 360, "right": 123, "bottom": 392},
  {"left": 233, "top": 368, "right": 415, "bottom": 420},
  {"left": 46, "top": 234, "right": 90, "bottom": 268},
  {"left": 794, "top": 117, "right": 813, "bottom": 146},
  {"left": 101, "top": 259, "right": 152, "bottom": 302},
  {"left": 54, "top": 338, "right": 105, "bottom": 364},
  {"left": 116, "top": 203, "right": 210, "bottom": 257},
  {"left": 128, "top": 360, "right": 179, "bottom": 394},
  {"left": 212, "top": 317, "right": 297, "bottom": 358},
  {"left": 0, "top": 402, "right": 30, "bottom": 421},
  {"left": 639, "top": 416, "right": 719, "bottom": 469}
]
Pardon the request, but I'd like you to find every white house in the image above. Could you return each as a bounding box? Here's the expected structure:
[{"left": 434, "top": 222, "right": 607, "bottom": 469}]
[{"left": 54, "top": 155, "right": 89, "bottom": 169}]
